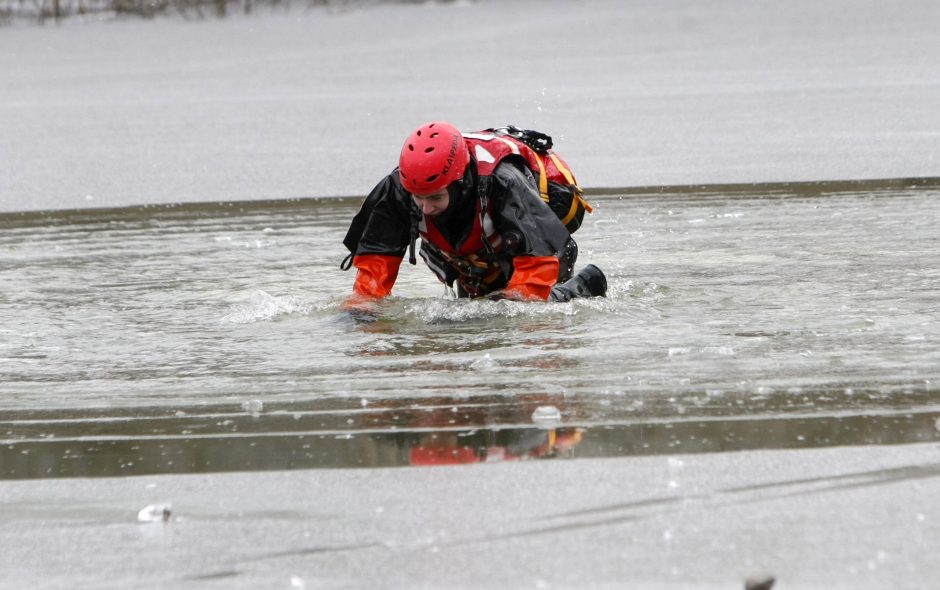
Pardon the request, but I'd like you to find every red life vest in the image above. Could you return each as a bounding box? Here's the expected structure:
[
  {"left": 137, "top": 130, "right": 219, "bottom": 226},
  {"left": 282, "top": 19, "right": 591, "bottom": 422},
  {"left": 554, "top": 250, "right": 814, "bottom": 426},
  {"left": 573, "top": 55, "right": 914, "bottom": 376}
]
[
  {"left": 464, "top": 131, "right": 591, "bottom": 230},
  {"left": 417, "top": 190, "right": 505, "bottom": 296},
  {"left": 417, "top": 130, "right": 589, "bottom": 296},
  {"left": 465, "top": 131, "right": 575, "bottom": 190}
]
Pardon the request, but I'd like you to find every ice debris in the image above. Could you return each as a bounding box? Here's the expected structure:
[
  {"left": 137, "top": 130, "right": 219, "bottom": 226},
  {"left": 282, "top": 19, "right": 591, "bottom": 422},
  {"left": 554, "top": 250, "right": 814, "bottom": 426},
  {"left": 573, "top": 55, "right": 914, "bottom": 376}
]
[
  {"left": 138, "top": 504, "right": 171, "bottom": 523},
  {"left": 531, "top": 405, "right": 561, "bottom": 423},
  {"left": 241, "top": 399, "right": 264, "bottom": 414}
]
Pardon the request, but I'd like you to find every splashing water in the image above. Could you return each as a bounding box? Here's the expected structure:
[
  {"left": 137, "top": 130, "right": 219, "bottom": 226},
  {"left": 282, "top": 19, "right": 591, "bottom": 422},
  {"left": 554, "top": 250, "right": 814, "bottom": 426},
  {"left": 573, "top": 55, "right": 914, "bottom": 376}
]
[{"left": 222, "top": 290, "right": 312, "bottom": 324}]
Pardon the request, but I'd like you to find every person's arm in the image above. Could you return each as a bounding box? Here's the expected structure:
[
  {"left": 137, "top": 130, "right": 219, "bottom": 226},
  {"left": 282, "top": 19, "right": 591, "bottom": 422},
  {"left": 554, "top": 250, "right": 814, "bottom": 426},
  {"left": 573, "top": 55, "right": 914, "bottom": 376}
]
[
  {"left": 344, "top": 173, "right": 412, "bottom": 308},
  {"left": 350, "top": 254, "right": 403, "bottom": 299},
  {"left": 489, "top": 164, "right": 571, "bottom": 301}
]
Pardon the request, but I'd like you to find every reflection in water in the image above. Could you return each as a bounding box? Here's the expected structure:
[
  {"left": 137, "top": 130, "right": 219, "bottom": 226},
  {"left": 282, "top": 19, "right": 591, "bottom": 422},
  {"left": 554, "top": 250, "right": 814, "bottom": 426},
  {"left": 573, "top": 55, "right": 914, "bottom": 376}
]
[{"left": 1, "top": 393, "right": 937, "bottom": 479}]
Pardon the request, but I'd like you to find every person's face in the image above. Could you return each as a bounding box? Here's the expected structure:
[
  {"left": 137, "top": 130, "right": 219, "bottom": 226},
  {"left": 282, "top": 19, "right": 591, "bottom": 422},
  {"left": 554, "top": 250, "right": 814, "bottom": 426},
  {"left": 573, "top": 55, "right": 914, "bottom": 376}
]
[{"left": 412, "top": 188, "right": 449, "bottom": 216}]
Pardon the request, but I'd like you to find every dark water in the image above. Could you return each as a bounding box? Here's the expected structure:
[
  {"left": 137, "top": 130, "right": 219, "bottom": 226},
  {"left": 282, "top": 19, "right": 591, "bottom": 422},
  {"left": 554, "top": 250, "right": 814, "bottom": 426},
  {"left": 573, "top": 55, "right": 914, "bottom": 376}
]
[{"left": 2, "top": 181, "right": 939, "bottom": 479}]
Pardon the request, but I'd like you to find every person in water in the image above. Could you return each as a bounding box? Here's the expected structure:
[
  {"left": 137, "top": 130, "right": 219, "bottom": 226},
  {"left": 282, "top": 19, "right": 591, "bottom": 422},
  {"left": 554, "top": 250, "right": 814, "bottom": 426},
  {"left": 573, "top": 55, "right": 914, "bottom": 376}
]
[{"left": 343, "top": 121, "right": 607, "bottom": 307}]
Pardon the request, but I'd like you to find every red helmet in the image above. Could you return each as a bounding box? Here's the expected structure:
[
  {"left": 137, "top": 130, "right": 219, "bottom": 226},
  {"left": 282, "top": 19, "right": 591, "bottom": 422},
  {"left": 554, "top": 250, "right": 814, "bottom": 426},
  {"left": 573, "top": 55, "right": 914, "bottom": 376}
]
[{"left": 398, "top": 121, "right": 470, "bottom": 196}]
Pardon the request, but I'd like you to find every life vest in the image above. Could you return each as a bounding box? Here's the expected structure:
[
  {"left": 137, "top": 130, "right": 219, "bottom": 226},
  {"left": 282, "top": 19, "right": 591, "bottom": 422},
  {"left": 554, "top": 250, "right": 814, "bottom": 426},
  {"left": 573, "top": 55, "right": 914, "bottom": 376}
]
[
  {"left": 417, "top": 128, "right": 590, "bottom": 295},
  {"left": 418, "top": 194, "right": 507, "bottom": 297},
  {"left": 464, "top": 127, "right": 593, "bottom": 233}
]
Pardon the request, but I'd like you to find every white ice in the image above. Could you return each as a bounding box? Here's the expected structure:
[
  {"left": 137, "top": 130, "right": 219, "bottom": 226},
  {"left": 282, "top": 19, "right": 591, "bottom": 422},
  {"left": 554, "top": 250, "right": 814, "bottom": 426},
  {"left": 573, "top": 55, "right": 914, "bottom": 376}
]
[{"left": 2, "top": 0, "right": 939, "bottom": 213}]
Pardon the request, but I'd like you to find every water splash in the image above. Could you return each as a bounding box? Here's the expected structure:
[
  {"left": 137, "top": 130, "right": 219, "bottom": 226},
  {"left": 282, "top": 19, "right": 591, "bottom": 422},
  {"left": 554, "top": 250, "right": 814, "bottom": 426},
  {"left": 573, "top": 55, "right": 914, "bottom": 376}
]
[
  {"left": 222, "top": 290, "right": 312, "bottom": 323},
  {"left": 470, "top": 353, "right": 496, "bottom": 371},
  {"left": 400, "top": 296, "right": 607, "bottom": 324}
]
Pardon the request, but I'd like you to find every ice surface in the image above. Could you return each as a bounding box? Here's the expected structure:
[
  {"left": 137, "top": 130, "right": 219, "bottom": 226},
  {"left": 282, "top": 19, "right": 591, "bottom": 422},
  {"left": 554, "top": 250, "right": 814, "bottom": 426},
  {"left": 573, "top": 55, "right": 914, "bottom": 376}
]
[
  {"left": 2, "top": 3, "right": 940, "bottom": 588},
  {"left": 3, "top": 444, "right": 937, "bottom": 589},
  {"left": 2, "top": 0, "right": 940, "bottom": 212}
]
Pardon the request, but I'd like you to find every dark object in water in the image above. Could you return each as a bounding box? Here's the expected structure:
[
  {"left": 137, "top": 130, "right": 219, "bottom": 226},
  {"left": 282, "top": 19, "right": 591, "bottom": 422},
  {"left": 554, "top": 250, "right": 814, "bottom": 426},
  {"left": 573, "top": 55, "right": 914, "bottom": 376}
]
[
  {"left": 550, "top": 264, "right": 607, "bottom": 302},
  {"left": 745, "top": 573, "right": 775, "bottom": 590}
]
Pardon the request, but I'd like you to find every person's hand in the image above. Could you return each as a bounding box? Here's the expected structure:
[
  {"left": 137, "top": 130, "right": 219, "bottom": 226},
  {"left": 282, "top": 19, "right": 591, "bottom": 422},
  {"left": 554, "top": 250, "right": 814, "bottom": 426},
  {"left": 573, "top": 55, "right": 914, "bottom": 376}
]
[
  {"left": 485, "top": 288, "right": 532, "bottom": 302},
  {"left": 342, "top": 294, "right": 379, "bottom": 323}
]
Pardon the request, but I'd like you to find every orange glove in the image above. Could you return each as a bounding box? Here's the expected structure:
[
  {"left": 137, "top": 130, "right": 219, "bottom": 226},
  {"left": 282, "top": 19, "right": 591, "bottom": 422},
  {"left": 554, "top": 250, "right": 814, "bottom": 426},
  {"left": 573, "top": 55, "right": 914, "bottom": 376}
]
[
  {"left": 344, "top": 254, "right": 402, "bottom": 311},
  {"left": 494, "top": 255, "right": 559, "bottom": 301}
]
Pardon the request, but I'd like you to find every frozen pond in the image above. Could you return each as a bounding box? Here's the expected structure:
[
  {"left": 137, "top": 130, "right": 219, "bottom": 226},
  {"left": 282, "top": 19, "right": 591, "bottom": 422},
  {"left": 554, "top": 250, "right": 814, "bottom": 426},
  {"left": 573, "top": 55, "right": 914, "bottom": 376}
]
[
  {"left": 3, "top": 0, "right": 939, "bottom": 212},
  {"left": 2, "top": 181, "right": 939, "bottom": 478}
]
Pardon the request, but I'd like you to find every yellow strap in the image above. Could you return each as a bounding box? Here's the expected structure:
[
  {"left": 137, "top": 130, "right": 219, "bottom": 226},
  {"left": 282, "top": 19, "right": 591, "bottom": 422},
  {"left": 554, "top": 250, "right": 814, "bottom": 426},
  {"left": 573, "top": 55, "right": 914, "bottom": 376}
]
[
  {"left": 548, "top": 153, "right": 576, "bottom": 185},
  {"left": 530, "top": 147, "right": 549, "bottom": 202},
  {"left": 561, "top": 194, "right": 581, "bottom": 226},
  {"left": 550, "top": 153, "right": 592, "bottom": 215},
  {"left": 579, "top": 193, "right": 593, "bottom": 214}
]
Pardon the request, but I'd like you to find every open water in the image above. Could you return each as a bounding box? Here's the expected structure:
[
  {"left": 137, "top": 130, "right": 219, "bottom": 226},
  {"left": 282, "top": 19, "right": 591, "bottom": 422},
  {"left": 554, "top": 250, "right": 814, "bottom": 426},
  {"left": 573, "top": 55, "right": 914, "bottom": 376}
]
[{"left": 2, "top": 181, "right": 939, "bottom": 479}]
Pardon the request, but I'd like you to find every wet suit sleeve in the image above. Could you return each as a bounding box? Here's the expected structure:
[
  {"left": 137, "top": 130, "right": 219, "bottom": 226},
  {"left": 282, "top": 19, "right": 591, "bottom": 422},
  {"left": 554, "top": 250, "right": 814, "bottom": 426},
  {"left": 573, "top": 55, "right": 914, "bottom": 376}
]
[
  {"left": 489, "top": 164, "right": 571, "bottom": 301},
  {"left": 351, "top": 254, "right": 402, "bottom": 299},
  {"left": 502, "top": 255, "right": 559, "bottom": 300},
  {"left": 346, "top": 172, "right": 413, "bottom": 304}
]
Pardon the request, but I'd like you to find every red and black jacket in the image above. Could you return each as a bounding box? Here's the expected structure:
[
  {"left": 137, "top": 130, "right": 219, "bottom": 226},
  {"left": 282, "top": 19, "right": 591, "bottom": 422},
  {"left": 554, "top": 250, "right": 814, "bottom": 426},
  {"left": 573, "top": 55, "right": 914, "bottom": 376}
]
[{"left": 348, "top": 155, "right": 573, "bottom": 301}]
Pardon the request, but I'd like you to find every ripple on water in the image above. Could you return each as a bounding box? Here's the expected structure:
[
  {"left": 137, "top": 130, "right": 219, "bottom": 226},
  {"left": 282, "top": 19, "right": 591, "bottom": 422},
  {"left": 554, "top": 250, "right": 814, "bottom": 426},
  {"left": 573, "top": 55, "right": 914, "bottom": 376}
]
[{"left": 0, "top": 187, "right": 938, "bottom": 445}]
